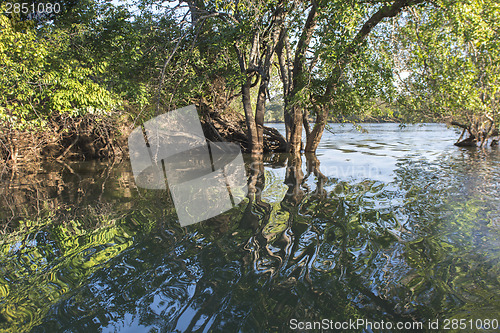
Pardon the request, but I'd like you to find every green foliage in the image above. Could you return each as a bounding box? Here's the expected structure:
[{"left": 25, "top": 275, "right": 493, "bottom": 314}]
[
  {"left": 0, "top": 7, "right": 117, "bottom": 129},
  {"left": 395, "top": 0, "right": 500, "bottom": 124},
  {"left": 284, "top": 1, "right": 403, "bottom": 121},
  {"left": 265, "top": 96, "right": 284, "bottom": 122},
  {"left": 2, "top": 0, "right": 499, "bottom": 151},
  {"left": 70, "top": 3, "right": 177, "bottom": 107}
]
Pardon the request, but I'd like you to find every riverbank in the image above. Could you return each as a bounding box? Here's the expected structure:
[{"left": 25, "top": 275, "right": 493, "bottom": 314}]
[
  {"left": 0, "top": 103, "right": 288, "bottom": 170},
  {"left": 0, "top": 112, "right": 131, "bottom": 168}
]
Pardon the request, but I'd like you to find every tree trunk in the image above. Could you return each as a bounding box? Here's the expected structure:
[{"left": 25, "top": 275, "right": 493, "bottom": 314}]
[
  {"left": 185, "top": 0, "right": 205, "bottom": 26},
  {"left": 277, "top": 32, "right": 292, "bottom": 145},
  {"left": 280, "top": 2, "right": 319, "bottom": 154},
  {"left": 287, "top": 105, "right": 303, "bottom": 154},
  {"left": 235, "top": 5, "right": 284, "bottom": 155},
  {"left": 254, "top": 78, "right": 268, "bottom": 154},
  {"left": 242, "top": 76, "right": 259, "bottom": 153},
  {"left": 305, "top": 106, "right": 327, "bottom": 152}
]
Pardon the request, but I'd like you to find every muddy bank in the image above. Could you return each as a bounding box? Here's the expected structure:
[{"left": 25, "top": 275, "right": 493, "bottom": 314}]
[
  {"left": 0, "top": 112, "right": 131, "bottom": 168},
  {"left": 0, "top": 104, "right": 286, "bottom": 173}
]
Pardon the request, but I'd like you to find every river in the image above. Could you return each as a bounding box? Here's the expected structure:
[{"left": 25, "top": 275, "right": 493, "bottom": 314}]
[{"left": 1, "top": 123, "right": 499, "bottom": 332}]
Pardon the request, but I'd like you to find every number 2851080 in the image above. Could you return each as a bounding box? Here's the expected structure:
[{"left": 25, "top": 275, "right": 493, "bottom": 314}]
[{"left": 5, "top": 2, "right": 61, "bottom": 14}]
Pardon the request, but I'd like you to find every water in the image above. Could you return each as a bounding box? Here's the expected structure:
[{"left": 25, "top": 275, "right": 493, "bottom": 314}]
[{"left": 1, "top": 123, "right": 499, "bottom": 332}]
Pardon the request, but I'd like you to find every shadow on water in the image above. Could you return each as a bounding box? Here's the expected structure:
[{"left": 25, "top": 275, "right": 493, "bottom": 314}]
[{"left": 0, "top": 137, "right": 499, "bottom": 332}]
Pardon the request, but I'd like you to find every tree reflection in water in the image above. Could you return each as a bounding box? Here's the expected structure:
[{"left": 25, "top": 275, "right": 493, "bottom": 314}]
[{"left": 0, "top": 148, "right": 499, "bottom": 332}]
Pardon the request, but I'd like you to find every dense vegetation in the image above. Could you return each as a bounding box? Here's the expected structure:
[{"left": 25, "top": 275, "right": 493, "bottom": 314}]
[
  {"left": 1, "top": 2, "right": 499, "bottom": 330},
  {"left": 1, "top": 0, "right": 499, "bottom": 163}
]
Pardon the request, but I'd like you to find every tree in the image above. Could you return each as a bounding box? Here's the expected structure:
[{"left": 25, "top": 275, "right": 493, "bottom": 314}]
[
  {"left": 131, "top": 0, "right": 429, "bottom": 155},
  {"left": 0, "top": 6, "right": 116, "bottom": 128},
  {"left": 276, "top": 0, "right": 426, "bottom": 153},
  {"left": 0, "top": 1, "right": 157, "bottom": 162},
  {"left": 233, "top": 1, "right": 287, "bottom": 154},
  {"left": 395, "top": 0, "right": 500, "bottom": 147},
  {"left": 140, "top": 0, "right": 288, "bottom": 153}
]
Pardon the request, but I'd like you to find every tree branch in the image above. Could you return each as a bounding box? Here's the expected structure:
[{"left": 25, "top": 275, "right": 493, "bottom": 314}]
[{"left": 323, "top": 0, "right": 425, "bottom": 99}]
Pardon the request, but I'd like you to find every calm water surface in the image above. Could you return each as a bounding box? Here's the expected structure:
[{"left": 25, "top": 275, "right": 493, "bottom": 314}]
[{"left": 1, "top": 123, "right": 499, "bottom": 332}]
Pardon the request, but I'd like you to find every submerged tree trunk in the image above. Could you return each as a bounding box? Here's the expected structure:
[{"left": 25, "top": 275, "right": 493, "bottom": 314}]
[
  {"left": 451, "top": 118, "right": 498, "bottom": 147},
  {"left": 305, "top": 106, "right": 328, "bottom": 152},
  {"left": 288, "top": 106, "right": 303, "bottom": 154},
  {"left": 305, "top": 152, "right": 327, "bottom": 197},
  {"left": 451, "top": 121, "right": 477, "bottom": 147},
  {"left": 241, "top": 75, "right": 261, "bottom": 153}
]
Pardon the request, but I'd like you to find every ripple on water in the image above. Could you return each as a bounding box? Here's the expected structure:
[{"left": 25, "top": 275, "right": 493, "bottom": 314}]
[{"left": 2, "top": 124, "right": 500, "bottom": 332}]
